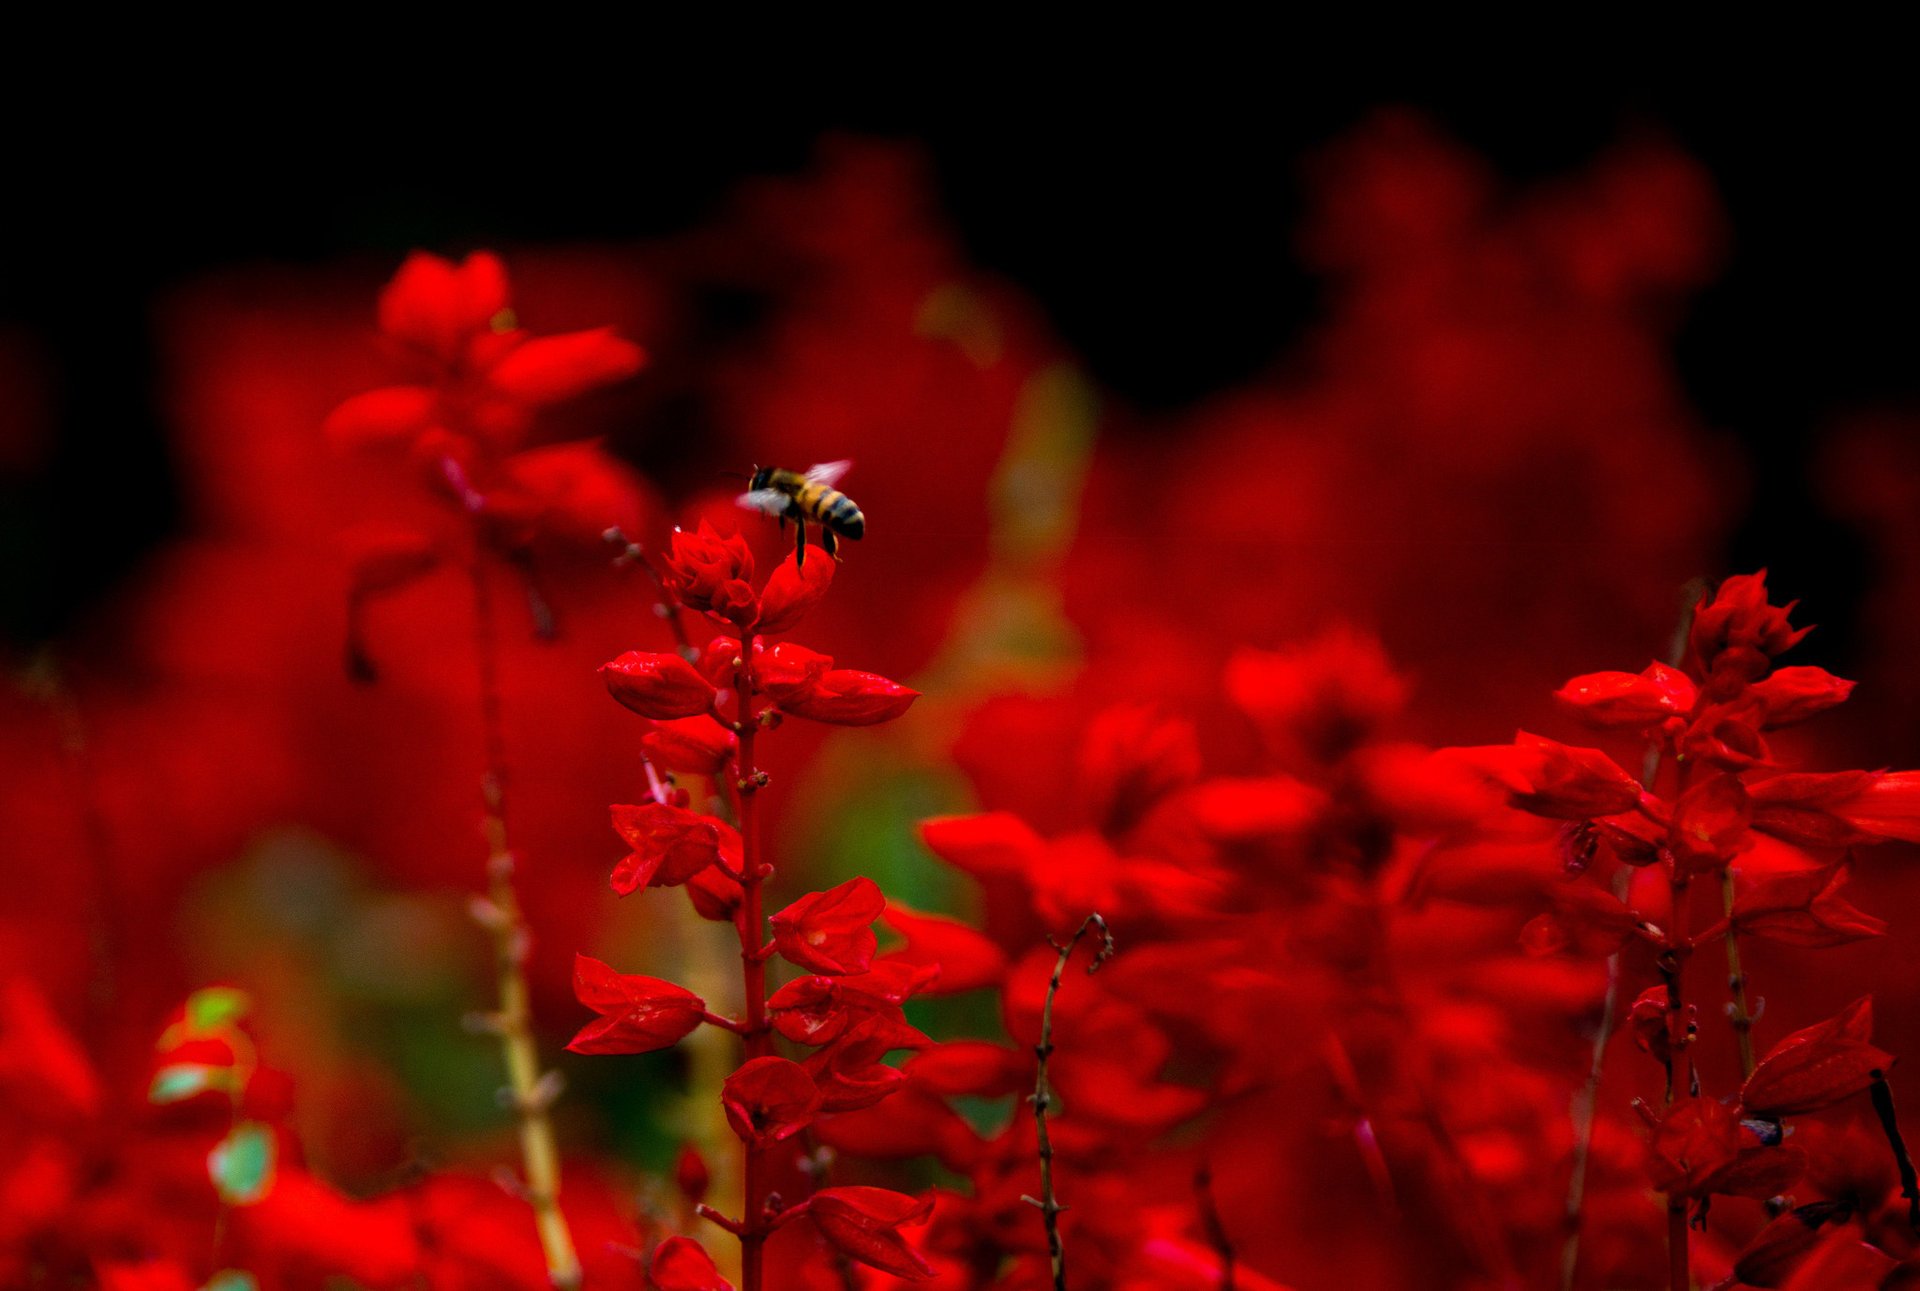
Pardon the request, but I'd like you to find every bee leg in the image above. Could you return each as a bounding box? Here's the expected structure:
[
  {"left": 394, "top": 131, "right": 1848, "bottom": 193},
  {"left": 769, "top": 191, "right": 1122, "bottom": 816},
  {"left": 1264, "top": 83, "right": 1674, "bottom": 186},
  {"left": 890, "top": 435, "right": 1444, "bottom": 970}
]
[
  {"left": 822, "top": 526, "right": 839, "bottom": 561},
  {"left": 794, "top": 516, "right": 807, "bottom": 568}
]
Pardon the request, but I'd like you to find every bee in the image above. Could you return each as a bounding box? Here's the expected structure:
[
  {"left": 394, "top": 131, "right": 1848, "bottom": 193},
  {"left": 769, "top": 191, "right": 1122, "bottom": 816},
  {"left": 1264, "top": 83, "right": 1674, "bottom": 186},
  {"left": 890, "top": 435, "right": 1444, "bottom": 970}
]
[{"left": 736, "top": 460, "right": 865, "bottom": 567}]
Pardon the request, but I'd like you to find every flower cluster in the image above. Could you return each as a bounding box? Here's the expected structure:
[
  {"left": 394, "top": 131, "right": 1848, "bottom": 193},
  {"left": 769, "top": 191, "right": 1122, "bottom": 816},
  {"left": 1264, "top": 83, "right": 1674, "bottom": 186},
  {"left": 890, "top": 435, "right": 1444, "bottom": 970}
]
[
  {"left": 1445, "top": 571, "right": 1920, "bottom": 1288},
  {"left": 572, "top": 518, "right": 931, "bottom": 1289}
]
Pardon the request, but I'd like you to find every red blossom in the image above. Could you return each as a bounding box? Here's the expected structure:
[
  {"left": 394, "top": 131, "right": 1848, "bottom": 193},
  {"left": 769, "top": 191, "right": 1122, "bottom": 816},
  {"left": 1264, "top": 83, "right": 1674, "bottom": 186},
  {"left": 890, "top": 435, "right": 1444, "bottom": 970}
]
[
  {"left": 807, "top": 1186, "right": 936, "bottom": 1280},
  {"left": 879, "top": 904, "right": 1008, "bottom": 995},
  {"left": 768, "top": 961, "right": 939, "bottom": 1046},
  {"left": 486, "top": 327, "right": 648, "bottom": 406},
  {"left": 648, "top": 1236, "right": 732, "bottom": 1291},
  {"left": 776, "top": 669, "right": 920, "bottom": 726},
  {"left": 1553, "top": 660, "right": 1696, "bottom": 728},
  {"left": 1733, "top": 863, "right": 1887, "bottom": 948},
  {"left": 754, "top": 552, "right": 835, "bottom": 634},
  {"left": 685, "top": 866, "right": 746, "bottom": 923},
  {"left": 1688, "top": 570, "right": 1813, "bottom": 685},
  {"left": 1224, "top": 626, "right": 1407, "bottom": 757},
  {"left": 904, "top": 1042, "right": 1031, "bottom": 1098},
  {"left": 752, "top": 642, "right": 833, "bottom": 701},
  {"left": 664, "top": 522, "right": 756, "bottom": 621},
  {"left": 1467, "top": 732, "right": 1644, "bottom": 820},
  {"left": 1742, "top": 997, "right": 1895, "bottom": 1117},
  {"left": 637, "top": 716, "right": 737, "bottom": 777},
  {"left": 803, "top": 1013, "right": 931, "bottom": 1112},
  {"left": 602, "top": 651, "right": 720, "bottom": 720},
  {"left": 1750, "top": 665, "right": 1857, "bottom": 727},
  {"left": 771, "top": 876, "right": 887, "bottom": 975},
  {"left": 378, "top": 250, "right": 510, "bottom": 363},
  {"left": 1748, "top": 771, "right": 1889, "bottom": 849},
  {"left": 1668, "top": 771, "right": 1752, "bottom": 869},
  {"left": 567, "top": 955, "right": 708, "bottom": 1055},
  {"left": 1643, "top": 1095, "right": 1806, "bottom": 1199},
  {"left": 720, "top": 1057, "right": 822, "bottom": 1146},
  {"left": 609, "top": 802, "right": 736, "bottom": 892}
]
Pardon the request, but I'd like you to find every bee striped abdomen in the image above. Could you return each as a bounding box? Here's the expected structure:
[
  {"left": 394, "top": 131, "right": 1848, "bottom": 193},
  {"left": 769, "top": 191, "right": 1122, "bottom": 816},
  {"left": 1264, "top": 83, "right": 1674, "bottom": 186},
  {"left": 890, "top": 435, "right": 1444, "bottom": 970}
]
[{"left": 799, "top": 482, "right": 865, "bottom": 539}]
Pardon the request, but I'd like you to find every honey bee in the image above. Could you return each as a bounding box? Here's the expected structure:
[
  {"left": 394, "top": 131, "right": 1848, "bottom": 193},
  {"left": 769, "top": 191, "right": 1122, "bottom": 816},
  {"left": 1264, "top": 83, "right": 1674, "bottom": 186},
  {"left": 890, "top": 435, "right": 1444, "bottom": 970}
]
[{"left": 736, "top": 460, "right": 865, "bottom": 567}]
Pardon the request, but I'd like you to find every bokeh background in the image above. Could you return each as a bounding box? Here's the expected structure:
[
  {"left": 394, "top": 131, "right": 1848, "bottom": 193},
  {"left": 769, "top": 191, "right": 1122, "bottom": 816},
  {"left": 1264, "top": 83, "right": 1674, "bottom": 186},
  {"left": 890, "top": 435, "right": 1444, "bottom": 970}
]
[{"left": 5, "top": 60, "right": 1920, "bottom": 1288}]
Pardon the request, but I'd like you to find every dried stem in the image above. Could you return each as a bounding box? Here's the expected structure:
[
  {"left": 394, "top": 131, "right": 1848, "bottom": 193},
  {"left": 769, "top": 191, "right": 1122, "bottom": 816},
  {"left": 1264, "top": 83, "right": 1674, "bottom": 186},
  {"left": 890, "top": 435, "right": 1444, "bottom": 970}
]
[
  {"left": 468, "top": 547, "right": 582, "bottom": 1291},
  {"left": 1870, "top": 1072, "right": 1920, "bottom": 1231},
  {"left": 1561, "top": 580, "right": 1702, "bottom": 1291},
  {"left": 1721, "top": 867, "right": 1757, "bottom": 1078},
  {"left": 730, "top": 633, "right": 774, "bottom": 1291},
  {"left": 1022, "top": 913, "right": 1116, "bottom": 1291},
  {"left": 1194, "top": 1160, "right": 1235, "bottom": 1291}
]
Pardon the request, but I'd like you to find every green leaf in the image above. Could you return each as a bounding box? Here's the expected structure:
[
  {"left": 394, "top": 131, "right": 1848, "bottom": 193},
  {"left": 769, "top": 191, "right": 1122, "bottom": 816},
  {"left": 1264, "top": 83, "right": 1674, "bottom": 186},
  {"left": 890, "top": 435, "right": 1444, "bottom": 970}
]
[
  {"left": 201, "top": 1273, "right": 258, "bottom": 1291},
  {"left": 208, "top": 1121, "right": 276, "bottom": 1205},
  {"left": 149, "top": 1063, "right": 232, "bottom": 1105},
  {"left": 186, "top": 987, "right": 252, "bottom": 1033}
]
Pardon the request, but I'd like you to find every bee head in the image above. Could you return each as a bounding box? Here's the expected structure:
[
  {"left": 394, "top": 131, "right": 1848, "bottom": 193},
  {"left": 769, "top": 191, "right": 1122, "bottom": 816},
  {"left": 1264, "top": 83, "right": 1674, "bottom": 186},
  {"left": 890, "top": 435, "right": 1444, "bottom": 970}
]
[{"left": 748, "top": 465, "right": 772, "bottom": 492}]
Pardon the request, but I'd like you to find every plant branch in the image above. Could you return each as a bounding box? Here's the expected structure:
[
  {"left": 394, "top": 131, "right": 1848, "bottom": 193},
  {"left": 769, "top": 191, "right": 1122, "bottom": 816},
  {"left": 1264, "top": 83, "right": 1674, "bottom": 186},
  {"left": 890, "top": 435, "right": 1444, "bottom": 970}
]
[
  {"left": 731, "top": 634, "right": 773, "bottom": 1291},
  {"left": 468, "top": 545, "right": 582, "bottom": 1291},
  {"left": 1022, "top": 913, "right": 1115, "bottom": 1291}
]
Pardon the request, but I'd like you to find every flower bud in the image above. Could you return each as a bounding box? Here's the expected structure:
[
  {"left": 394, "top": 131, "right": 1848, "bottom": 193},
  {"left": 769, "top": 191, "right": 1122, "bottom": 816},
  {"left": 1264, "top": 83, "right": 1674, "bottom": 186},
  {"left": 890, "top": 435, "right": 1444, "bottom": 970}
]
[{"left": 602, "top": 651, "right": 718, "bottom": 720}]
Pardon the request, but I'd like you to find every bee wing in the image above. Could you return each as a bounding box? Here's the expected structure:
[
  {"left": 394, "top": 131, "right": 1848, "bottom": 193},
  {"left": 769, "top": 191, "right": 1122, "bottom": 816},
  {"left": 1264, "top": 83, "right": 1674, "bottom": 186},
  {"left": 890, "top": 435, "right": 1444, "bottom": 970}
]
[
  {"left": 804, "top": 460, "right": 852, "bottom": 487},
  {"left": 737, "top": 488, "right": 792, "bottom": 516}
]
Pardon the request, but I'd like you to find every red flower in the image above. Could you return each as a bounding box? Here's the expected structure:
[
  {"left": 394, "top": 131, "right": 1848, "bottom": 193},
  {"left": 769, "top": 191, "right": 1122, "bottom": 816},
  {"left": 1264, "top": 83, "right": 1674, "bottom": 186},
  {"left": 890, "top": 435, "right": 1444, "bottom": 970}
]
[
  {"left": 377, "top": 250, "right": 510, "bottom": 364},
  {"left": 720, "top": 1057, "right": 822, "bottom": 1146},
  {"left": 1688, "top": 570, "right": 1813, "bottom": 687},
  {"left": 879, "top": 904, "right": 1008, "bottom": 995},
  {"left": 602, "top": 651, "right": 719, "bottom": 720},
  {"left": 1463, "top": 733, "right": 1643, "bottom": 820},
  {"left": 1668, "top": 772, "right": 1751, "bottom": 870},
  {"left": 754, "top": 552, "right": 834, "bottom": 635},
  {"left": 1224, "top": 626, "right": 1407, "bottom": 757},
  {"left": 1643, "top": 1096, "right": 1805, "bottom": 1199},
  {"left": 567, "top": 955, "right": 707, "bottom": 1055},
  {"left": 772, "top": 877, "right": 886, "bottom": 975},
  {"left": 1732, "top": 864, "right": 1887, "bottom": 948},
  {"left": 753, "top": 642, "right": 833, "bottom": 701},
  {"left": 807, "top": 1187, "right": 935, "bottom": 1280},
  {"left": 609, "top": 803, "right": 737, "bottom": 892},
  {"left": 802, "top": 1012, "right": 931, "bottom": 1112},
  {"left": 637, "top": 716, "right": 737, "bottom": 777},
  {"left": 648, "top": 1236, "right": 732, "bottom": 1291},
  {"left": 1742, "top": 997, "right": 1894, "bottom": 1117},
  {"left": 1553, "top": 661, "right": 1696, "bottom": 729},
  {"left": 664, "top": 522, "right": 756, "bottom": 622},
  {"left": 768, "top": 961, "right": 939, "bottom": 1047},
  {"left": 1750, "top": 665, "right": 1857, "bottom": 727},
  {"left": 777, "top": 670, "right": 920, "bottom": 726},
  {"left": 904, "top": 1042, "right": 1030, "bottom": 1098}
]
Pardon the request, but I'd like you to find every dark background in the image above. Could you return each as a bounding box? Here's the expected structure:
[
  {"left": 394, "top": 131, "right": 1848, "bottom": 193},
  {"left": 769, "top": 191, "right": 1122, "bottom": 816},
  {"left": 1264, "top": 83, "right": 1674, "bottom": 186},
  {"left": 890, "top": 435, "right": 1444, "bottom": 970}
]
[{"left": 4, "top": 66, "right": 1915, "bottom": 656}]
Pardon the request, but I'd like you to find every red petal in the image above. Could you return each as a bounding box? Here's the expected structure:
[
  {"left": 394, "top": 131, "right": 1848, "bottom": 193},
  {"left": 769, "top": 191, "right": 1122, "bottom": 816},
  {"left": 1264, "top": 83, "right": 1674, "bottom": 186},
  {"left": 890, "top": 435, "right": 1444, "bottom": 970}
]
[
  {"left": 638, "top": 716, "right": 737, "bottom": 777},
  {"left": 486, "top": 327, "right": 647, "bottom": 405},
  {"left": 1742, "top": 997, "right": 1894, "bottom": 1117},
  {"left": 602, "top": 651, "right": 719, "bottom": 720},
  {"left": 324, "top": 385, "right": 438, "bottom": 451},
  {"left": 879, "top": 904, "right": 1008, "bottom": 994},
  {"left": 1554, "top": 661, "right": 1696, "bottom": 728},
  {"left": 378, "top": 251, "right": 508, "bottom": 361},
  {"left": 778, "top": 670, "right": 919, "bottom": 726},
  {"left": 808, "top": 1187, "right": 935, "bottom": 1280},
  {"left": 648, "top": 1235, "right": 732, "bottom": 1291},
  {"left": 772, "top": 877, "right": 886, "bottom": 976}
]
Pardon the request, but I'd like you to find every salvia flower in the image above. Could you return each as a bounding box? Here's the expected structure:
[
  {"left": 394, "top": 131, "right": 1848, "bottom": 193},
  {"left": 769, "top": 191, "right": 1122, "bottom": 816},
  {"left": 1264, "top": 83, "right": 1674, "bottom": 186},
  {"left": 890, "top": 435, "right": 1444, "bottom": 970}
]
[
  {"left": 806, "top": 1186, "right": 936, "bottom": 1280},
  {"left": 720, "top": 1056, "right": 823, "bottom": 1146},
  {"left": 647, "top": 1236, "right": 732, "bottom": 1291},
  {"left": 601, "top": 651, "right": 719, "bottom": 720},
  {"left": 1741, "top": 997, "right": 1895, "bottom": 1118},
  {"left": 772, "top": 876, "right": 887, "bottom": 975},
  {"left": 565, "top": 955, "right": 707, "bottom": 1055}
]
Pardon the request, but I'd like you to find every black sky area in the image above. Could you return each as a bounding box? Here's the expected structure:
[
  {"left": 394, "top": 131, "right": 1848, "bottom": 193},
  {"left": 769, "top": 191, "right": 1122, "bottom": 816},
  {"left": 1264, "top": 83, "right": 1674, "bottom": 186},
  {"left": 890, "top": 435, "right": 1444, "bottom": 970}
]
[{"left": 2, "top": 66, "right": 1915, "bottom": 659}]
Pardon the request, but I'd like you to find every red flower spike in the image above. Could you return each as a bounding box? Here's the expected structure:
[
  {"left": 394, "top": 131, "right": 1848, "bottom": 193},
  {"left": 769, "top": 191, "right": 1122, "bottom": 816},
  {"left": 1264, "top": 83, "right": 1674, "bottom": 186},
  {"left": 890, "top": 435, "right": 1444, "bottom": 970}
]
[
  {"left": 665, "top": 522, "right": 755, "bottom": 618},
  {"left": 567, "top": 955, "right": 707, "bottom": 1055},
  {"left": 1750, "top": 665, "right": 1857, "bottom": 728},
  {"left": 486, "top": 327, "right": 647, "bottom": 406},
  {"left": 753, "top": 642, "right": 834, "bottom": 701},
  {"left": 648, "top": 1235, "right": 733, "bottom": 1291},
  {"left": 772, "top": 876, "right": 887, "bottom": 975},
  {"left": 1689, "top": 570, "right": 1813, "bottom": 682},
  {"left": 609, "top": 802, "right": 735, "bottom": 892},
  {"left": 378, "top": 250, "right": 509, "bottom": 362},
  {"left": 323, "top": 386, "right": 438, "bottom": 451},
  {"left": 879, "top": 903, "right": 1008, "bottom": 995},
  {"left": 1669, "top": 771, "right": 1752, "bottom": 870},
  {"left": 1733, "top": 863, "right": 1888, "bottom": 948},
  {"left": 603, "top": 651, "right": 720, "bottom": 720},
  {"left": 807, "top": 1187, "right": 936, "bottom": 1280},
  {"left": 1743, "top": 997, "right": 1895, "bottom": 1117},
  {"left": 720, "top": 1056, "right": 823, "bottom": 1146},
  {"left": 755, "top": 551, "right": 835, "bottom": 635},
  {"left": 673, "top": 1145, "right": 711, "bottom": 1204},
  {"left": 638, "top": 716, "right": 738, "bottom": 777},
  {"left": 779, "top": 669, "right": 920, "bottom": 726},
  {"left": 1554, "top": 661, "right": 1697, "bottom": 729}
]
